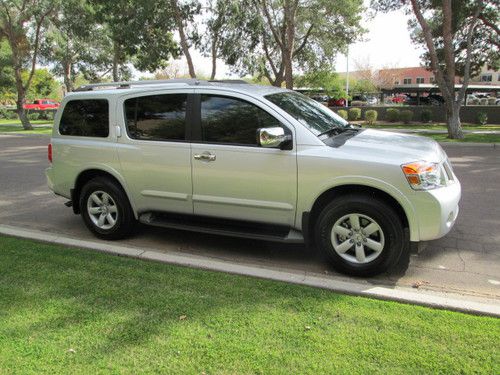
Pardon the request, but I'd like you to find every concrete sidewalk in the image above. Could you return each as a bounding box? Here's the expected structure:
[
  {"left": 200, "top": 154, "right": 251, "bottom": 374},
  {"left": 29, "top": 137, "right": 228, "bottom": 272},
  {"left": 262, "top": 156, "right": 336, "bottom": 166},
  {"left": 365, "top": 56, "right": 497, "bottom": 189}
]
[{"left": 1, "top": 224, "right": 499, "bottom": 317}]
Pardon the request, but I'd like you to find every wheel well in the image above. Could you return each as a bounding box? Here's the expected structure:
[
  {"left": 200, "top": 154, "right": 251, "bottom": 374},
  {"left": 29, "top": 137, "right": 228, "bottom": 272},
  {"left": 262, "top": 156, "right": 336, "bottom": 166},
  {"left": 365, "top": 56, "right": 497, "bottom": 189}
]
[
  {"left": 71, "top": 169, "right": 126, "bottom": 214},
  {"left": 306, "top": 185, "right": 409, "bottom": 237}
]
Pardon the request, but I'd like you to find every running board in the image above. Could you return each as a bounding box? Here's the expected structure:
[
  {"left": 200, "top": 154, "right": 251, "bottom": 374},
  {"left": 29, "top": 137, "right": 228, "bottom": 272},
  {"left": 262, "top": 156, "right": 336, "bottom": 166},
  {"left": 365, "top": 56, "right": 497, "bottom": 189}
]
[{"left": 139, "top": 212, "right": 304, "bottom": 243}]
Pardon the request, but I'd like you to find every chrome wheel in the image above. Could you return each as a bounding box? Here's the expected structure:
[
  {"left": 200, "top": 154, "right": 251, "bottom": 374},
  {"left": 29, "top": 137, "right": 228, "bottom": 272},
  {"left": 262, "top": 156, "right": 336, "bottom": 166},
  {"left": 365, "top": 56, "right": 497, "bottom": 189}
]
[
  {"left": 87, "top": 191, "right": 118, "bottom": 230},
  {"left": 331, "top": 213, "right": 385, "bottom": 264}
]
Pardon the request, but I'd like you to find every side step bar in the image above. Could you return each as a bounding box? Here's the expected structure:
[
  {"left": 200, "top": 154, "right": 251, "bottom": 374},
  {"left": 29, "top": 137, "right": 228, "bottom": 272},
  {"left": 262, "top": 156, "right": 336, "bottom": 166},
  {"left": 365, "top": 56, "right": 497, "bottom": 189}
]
[{"left": 139, "top": 212, "right": 304, "bottom": 243}]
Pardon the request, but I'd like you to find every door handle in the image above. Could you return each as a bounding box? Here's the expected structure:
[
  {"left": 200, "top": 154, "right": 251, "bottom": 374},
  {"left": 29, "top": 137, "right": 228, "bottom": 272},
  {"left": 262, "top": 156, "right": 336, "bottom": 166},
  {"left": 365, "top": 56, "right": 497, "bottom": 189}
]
[{"left": 194, "top": 152, "right": 216, "bottom": 162}]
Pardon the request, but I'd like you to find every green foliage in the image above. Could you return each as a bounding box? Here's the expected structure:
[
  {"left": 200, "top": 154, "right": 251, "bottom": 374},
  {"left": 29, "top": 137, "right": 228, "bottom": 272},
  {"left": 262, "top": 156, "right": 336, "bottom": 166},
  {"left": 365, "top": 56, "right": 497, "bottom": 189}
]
[
  {"left": 348, "top": 108, "right": 361, "bottom": 121},
  {"left": 337, "top": 109, "right": 348, "bottom": 120},
  {"left": 351, "top": 78, "right": 377, "bottom": 94},
  {"left": 477, "top": 111, "right": 488, "bottom": 125},
  {"left": 421, "top": 109, "right": 432, "bottom": 123},
  {"left": 23, "top": 69, "right": 59, "bottom": 100},
  {"left": 400, "top": 110, "right": 413, "bottom": 124},
  {"left": 27, "top": 112, "right": 40, "bottom": 121},
  {"left": 364, "top": 109, "right": 378, "bottom": 125},
  {"left": 295, "top": 70, "right": 347, "bottom": 99},
  {"left": 386, "top": 108, "right": 400, "bottom": 122}
]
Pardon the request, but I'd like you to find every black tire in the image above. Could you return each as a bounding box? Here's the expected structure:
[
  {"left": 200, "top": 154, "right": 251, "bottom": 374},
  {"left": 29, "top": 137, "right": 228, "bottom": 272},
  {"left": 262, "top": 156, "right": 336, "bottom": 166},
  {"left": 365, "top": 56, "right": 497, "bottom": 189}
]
[
  {"left": 79, "top": 177, "right": 135, "bottom": 240},
  {"left": 314, "top": 194, "right": 406, "bottom": 277}
]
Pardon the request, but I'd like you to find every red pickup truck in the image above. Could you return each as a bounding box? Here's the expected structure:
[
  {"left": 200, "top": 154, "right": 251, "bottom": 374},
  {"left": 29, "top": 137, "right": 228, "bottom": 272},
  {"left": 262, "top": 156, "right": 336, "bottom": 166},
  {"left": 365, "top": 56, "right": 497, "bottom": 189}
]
[{"left": 23, "top": 99, "right": 60, "bottom": 110}]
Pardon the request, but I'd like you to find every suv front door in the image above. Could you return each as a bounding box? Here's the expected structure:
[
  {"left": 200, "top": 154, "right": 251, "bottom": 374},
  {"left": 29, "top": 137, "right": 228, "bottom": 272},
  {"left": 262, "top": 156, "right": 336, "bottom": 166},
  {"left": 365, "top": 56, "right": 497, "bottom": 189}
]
[{"left": 190, "top": 91, "right": 297, "bottom": 226}]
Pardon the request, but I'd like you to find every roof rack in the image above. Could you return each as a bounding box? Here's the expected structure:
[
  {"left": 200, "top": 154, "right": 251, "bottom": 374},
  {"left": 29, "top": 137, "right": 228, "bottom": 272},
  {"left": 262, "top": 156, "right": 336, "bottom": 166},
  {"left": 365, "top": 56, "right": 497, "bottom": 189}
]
[{"left": 74, "top": 78, "right": 249, "bottom": 92}]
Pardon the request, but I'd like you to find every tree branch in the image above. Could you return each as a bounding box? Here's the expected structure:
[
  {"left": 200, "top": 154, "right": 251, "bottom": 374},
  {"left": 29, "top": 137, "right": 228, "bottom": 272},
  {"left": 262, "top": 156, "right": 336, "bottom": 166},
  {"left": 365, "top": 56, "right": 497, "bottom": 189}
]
[
  {"left": 259, "top": 0, "right": 284, "bottom": 49},
  {"left": 293, "top": 24, "right": 313, "bottom": 57},
  {"left": 409, "top": 0, "right": 451, "bottom": 99},
  {"left": 457, "top": 1, "right": 483, "bottom": 104}
]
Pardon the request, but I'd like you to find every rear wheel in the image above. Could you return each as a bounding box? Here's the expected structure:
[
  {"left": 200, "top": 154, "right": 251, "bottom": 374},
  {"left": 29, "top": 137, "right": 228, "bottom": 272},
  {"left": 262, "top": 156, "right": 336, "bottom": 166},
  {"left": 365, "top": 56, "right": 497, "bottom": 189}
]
[
  {"left": 314, "top": 194, "right": 406, "bottom": 277},
  {"left": 80, "top": 177, "right": 135, "bottom": 240}
]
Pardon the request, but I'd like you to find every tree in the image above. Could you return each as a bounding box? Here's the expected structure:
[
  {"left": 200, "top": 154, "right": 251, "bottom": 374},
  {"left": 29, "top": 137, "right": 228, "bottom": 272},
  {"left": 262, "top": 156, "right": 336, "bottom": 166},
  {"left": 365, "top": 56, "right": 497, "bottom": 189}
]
[
  {"left": 372, "top": 0, "right": 499, "bottom": 139},
  {"left": 295, "top": 70, "right": 347, "bottom": 99},
  {"left": 0, "top": 0, "right": 58, "bottom": 129},
  {"left": 90, "top": 0, "right": 180, "bottom": 82},
  {"left": 214, "top": 0, "right": 365, "bottom": 89},
  {"left": 170, "top": 0, "right": 200, "bottom": 78},
  {"left": 0, "top": 39, "right": 15, "bottom": 103}
]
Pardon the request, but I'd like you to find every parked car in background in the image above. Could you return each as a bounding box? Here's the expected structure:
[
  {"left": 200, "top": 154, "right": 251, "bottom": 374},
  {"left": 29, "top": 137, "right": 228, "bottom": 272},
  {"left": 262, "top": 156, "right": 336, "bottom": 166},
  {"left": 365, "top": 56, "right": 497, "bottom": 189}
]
[
  {"left": 391, "top": 94, "right": 406, "bottom": 104},
  {"left": 47, "top": 79, "right": 461, "bottom": 277},
  {"left": 24, "top": 99, "right": 60, "bottom": 111},
  {"left": 328, "top": 97, "right": 347, "bottom": 107}
]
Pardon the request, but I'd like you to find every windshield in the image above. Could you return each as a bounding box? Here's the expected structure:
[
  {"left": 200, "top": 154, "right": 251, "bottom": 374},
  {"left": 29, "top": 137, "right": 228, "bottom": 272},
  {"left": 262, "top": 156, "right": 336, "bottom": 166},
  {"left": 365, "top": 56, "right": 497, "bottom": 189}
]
[{"left": 265, "top": 91, "right": 350, "bottom": 136}]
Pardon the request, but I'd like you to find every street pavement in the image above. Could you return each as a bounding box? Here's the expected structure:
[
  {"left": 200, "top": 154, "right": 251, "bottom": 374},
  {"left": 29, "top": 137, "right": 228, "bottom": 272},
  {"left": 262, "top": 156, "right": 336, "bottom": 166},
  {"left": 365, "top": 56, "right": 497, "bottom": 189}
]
[{"left": 0, "top": 134, "right": 499, "bottom": 301}]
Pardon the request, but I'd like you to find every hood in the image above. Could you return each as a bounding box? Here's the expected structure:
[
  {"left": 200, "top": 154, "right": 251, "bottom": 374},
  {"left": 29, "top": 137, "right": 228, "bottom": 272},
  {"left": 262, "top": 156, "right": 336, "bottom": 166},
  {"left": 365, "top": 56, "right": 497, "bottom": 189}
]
[{"left": 341, "top": 129, "right": 445, "bottom": 163}]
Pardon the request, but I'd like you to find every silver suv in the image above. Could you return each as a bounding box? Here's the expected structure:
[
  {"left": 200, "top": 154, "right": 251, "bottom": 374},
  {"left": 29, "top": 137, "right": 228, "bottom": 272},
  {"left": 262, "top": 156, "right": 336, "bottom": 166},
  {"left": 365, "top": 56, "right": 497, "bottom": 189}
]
[{"left": 46, "top": 79, "right": 461, "bottom": 276}]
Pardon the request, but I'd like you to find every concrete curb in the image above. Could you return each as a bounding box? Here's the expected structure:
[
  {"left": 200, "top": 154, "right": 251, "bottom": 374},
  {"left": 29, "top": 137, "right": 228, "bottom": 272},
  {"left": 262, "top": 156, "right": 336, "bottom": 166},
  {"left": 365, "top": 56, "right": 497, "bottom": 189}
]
[{"left": 1, "top": 224, "right": 499, "bottom": 318}]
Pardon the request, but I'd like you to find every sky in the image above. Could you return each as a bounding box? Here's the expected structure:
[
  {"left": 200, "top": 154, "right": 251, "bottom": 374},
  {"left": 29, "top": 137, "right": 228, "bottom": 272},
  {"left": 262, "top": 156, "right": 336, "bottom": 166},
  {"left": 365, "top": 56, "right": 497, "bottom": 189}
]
[{"left": 138, "top": 4, "right": 426, "bottom": 79}]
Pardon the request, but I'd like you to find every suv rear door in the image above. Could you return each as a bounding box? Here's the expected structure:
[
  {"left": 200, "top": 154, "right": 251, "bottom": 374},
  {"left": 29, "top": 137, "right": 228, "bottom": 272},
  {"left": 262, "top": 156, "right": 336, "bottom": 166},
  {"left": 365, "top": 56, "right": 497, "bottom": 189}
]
[
  {"left": 190, "top": 90, "right": 297, "bottom": 226},
  {"left": 116, "top": 90, "right": 194, "bottom": 215}
]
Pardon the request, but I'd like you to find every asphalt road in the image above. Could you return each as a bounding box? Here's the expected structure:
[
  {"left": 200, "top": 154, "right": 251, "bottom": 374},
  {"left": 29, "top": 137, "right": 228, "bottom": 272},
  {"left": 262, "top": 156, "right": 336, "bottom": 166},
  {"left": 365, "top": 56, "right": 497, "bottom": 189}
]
[{"left": 1, "top": 134, "right": 499, "bottom": 300}]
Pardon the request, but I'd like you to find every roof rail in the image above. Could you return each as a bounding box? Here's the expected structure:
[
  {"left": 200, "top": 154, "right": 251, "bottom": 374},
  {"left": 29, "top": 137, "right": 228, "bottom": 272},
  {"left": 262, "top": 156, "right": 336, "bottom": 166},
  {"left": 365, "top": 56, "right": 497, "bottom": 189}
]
[
  {"left": 74, "top": 78, "right": 250, "bottom": 92},
  {"left": 74, "top": 78, "right": 204, "bottom": 92}
]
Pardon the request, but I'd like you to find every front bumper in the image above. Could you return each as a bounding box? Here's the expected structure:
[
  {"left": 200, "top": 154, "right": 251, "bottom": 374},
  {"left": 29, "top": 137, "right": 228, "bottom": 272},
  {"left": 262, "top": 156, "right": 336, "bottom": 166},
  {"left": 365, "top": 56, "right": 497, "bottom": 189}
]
[{"left": 410, "top": 180, "right": 461, "bottom": 241}]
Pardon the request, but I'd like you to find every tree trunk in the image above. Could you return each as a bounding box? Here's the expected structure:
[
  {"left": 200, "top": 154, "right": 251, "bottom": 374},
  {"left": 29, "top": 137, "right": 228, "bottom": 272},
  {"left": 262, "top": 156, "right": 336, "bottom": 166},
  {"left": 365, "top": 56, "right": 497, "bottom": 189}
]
[
  {"left": 171, "top": 0, "right": 196, "bottom": 78},
  {"left": 112, "top": 42, "right": 120, "bottom": 82},
  {"left": 14, "top": 67, "right": 32, "bottom": 130},
  {"left": 283, "top": 2, "right": 295, "bottom": 89},
  {"left": 445, "top": 102, "right": 464, "bottom": 139},
  {"left": 210, "top": 36, "right": 218, "bottom": 80},
  {"left": 63, "top": 60, "right": 73, "bottom": 93}
]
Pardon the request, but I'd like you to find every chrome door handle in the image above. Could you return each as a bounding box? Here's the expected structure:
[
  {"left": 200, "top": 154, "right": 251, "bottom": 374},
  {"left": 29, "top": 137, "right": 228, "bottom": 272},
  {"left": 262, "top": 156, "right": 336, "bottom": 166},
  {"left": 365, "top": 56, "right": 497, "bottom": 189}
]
[{"left": 194, "top": 152, "right": 216, "bottom": 161}]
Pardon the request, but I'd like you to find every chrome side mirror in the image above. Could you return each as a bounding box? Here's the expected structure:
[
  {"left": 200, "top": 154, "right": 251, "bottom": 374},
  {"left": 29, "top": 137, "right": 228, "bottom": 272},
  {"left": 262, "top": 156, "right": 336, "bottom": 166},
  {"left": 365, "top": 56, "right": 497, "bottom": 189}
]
[{"left": 257, "top": 127, "right": 288, "bottom": 148}]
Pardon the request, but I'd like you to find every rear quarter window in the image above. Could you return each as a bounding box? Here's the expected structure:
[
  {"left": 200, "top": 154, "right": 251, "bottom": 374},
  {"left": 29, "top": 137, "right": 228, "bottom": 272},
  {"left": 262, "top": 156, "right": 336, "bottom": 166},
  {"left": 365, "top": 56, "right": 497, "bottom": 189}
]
[{"left": 59, "top": 99, "right": 109, "bottom": 137}]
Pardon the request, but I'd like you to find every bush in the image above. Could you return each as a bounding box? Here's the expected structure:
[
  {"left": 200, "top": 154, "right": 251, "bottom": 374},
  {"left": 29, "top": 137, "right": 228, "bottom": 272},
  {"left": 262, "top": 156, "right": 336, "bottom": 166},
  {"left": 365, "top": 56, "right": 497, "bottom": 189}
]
[
  {"left": 386, "top": 108, "right": 400, "bottom": 122},
  {"left": 400, "top": 110, "right": 413, "bottom": 124},
  {"left": 0, "top": 108, "right": 8, "bottom": 119},
  {"left": 421, "top": 109, "right": 432, "bottom": 123},
  {"left": 337, "top": 109, "right": 348, "bottom": 120},
  {"left": 350, "top": 100, "right": 364, "bottom": 107},
  {"left": 6, "top": 110, "right": 18, "bottom": 120},
  {"left": 477, "top": 111, "right": 488, "bottom": 125},
  {"left": 364, "top": 109, "right": 378, "bottom": 125},
  {"left": 39, "top": 111, "right": 55, "bottom": 121},
  {"left": 27, "top": 112, "right": 40, "bottom": 121},
  {"left": 479, "top": 98, "right": 488, "bottom": 105},
  {"left": 487, "top": 97, "right": 496, "bottom": 105},
  {"left": 470, "top": 98, "right": 480, "bottom": 105},
  {"left": 348, "top": 107, "right": 361, "bottom": 121}
]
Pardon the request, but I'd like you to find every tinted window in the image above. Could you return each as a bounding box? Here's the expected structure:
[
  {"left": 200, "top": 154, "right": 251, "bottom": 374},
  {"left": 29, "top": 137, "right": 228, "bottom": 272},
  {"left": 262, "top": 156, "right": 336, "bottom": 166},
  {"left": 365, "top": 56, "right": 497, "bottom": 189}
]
[
  {"left": 125, "top": 94, "right": 187, "bottom": 141},
  {"left": 201, "top": 95, "right": 281, "bottom": 145},
  {"left": 59, "top": 99, "right": 109, "bottom": 137}
]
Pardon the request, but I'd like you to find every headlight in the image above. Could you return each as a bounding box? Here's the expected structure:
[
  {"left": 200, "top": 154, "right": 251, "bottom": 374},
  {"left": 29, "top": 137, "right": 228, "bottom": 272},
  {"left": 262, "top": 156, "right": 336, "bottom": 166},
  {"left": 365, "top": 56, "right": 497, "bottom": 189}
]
[{"left": 401, "top": 161, "right": 446, "bottom": 190}]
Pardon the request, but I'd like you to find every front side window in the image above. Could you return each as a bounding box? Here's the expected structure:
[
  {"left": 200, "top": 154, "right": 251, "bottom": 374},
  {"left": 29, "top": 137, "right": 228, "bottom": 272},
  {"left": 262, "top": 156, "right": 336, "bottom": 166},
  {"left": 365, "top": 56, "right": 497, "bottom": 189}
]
[
  {"left": 124, "top": 94, "right": 187, "bottom": 141},
  {"left": 265, "top": 91, "right": 349, "bottom": 136},
  {"left": 200, "top": 95, "right": 282, "bottom": 146},
  {"left": 59, "top": 99, "right": 109, "bottom": 137}
]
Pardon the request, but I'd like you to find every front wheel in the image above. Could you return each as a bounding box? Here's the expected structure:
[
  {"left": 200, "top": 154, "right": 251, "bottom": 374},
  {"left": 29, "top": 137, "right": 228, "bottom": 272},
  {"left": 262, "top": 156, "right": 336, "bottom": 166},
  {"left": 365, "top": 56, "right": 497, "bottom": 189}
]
[{"left": 314, "top": 194, "right": 406, "bottom": 277}]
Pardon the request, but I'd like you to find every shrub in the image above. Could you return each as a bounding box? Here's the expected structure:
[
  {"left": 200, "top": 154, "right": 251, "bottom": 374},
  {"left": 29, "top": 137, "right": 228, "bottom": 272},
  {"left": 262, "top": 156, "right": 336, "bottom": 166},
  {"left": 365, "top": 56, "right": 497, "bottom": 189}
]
[
  {"left": 479, "top": 98, "right": 488, "bottom": 105},
  {"left": 470, "top": 98, "right": 480, "bottom": 105},
  {"left": 477, "top": 111, "right": 488, "bottom": 125},
  {"left": 0, "top": 108, "right": 7, "bottom": 119},
  {"left": 364, "top": 109, "right": 378, "bottom": 125},
  {"left": 487, "top": 97, "right": 496, "bottom": 105},
  {"left": 39, "top": 111, "right": 55, "bottom": 121},
  {"left": 6, "top": 111, "right": 18, "bottom": 120},
  {"left": 337, "top": 109, "right": 348, "bottom": 120},
  {"left": 386, "top": 108, "right": 400, "bottom": 122},
  {"left": 421, "top": 109, "right": 432, "bottom": 123},
  {"left": 348, "top": 107, "right": 361, "bottom": 121},
  {"left": 400, "top": 110, "right": 413, "bottom": 124},
  {"left": 27, "top": 112, "right": 40, "bottom": 121}
]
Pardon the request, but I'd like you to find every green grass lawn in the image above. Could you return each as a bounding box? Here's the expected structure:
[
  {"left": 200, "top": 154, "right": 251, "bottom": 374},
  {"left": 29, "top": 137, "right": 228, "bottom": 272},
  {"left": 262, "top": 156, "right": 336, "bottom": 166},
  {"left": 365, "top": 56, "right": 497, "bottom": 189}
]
[
  {"left": 0, "top": 236, "right": 498, "bottom": 374},
  {"left": 419, "top": 132, "right": 500, "bottom": 143},
  {"left": 366, "top": 123, "right": 500, "bottom": 131},
  {"left": 0, "top": 124, "right": 52, "bottom": 135},
  {"left": 0, "top": 119, "right": 52, "bottom": 125}
]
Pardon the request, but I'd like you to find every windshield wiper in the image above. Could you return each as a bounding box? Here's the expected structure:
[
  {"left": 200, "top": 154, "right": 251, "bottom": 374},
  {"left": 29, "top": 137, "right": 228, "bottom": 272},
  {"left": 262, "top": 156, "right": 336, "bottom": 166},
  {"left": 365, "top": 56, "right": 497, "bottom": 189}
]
[{"left": 317, "top": 126, "right": 357, "bottom": 138}]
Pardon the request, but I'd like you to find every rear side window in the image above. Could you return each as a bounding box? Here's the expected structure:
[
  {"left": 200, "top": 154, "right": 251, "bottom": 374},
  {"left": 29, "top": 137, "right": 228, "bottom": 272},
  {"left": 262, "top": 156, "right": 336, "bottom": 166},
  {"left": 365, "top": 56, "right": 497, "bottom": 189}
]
[
  {"left": 59, "top": 99, "right": 109, "bottom": 137},
  {"left": 124, "top": 94, "right": 187, "bottom": 141}
]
